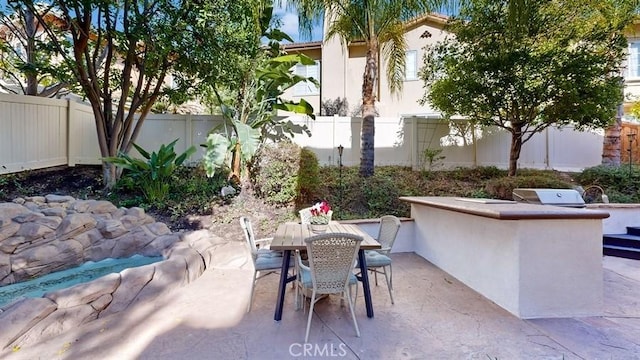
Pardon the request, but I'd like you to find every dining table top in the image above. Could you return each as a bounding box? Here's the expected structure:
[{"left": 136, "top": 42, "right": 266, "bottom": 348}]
[{"left": 270, "top": 222, "right": 382, "bottom": 251}]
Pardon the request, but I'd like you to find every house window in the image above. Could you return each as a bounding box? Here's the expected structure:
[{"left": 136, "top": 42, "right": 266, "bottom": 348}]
[
  {"left": 628, "top": 41, "right": 640, "bottom": 79},
  {"left": 294, "top": 61, "right": 320, "bottom": 96},
  {"left": 405, "top": 50, "right": 418, "bottom": 81}
]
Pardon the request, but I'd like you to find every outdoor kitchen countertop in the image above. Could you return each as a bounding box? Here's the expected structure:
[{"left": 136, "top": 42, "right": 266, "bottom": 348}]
[{"left": 399, "top": 196, "right": 611, "bottom": 220}]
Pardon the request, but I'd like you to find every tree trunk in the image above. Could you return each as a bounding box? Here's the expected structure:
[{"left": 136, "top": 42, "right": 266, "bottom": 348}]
[
  {"left": 602, "top": 105, "right": 622, "bottom": 166},
  {"left": 359, "top": 41, "right": 378, "bottom": 178},
  {"left": 24, "top": 8, "right": 38, "bottom": 96},
  {"left": 231, "top": 142, "right": 242, "bottom": 184},
  {"left": 102, "top": 162, "right": 117, "bottom": 189},
  {"left": 509, "top": 125, "right": 524, "bottom": 176}
]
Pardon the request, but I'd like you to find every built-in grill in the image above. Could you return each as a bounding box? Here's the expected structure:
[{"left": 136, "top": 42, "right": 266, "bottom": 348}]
[{"left": 512, "top": 188, "right": 586, "bottom": 208}]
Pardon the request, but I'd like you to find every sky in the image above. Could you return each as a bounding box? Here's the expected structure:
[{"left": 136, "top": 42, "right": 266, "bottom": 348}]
[{"left": 273, "top": 2, "right": 324, "bottom": 43}]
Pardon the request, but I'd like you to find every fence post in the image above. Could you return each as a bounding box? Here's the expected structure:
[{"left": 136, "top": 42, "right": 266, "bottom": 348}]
[
  {"left": 67, "top": 100, "right": 76, "bottom": 167},
  {"left": 545, "top": 127, "right": 550, "bottom": 170},
  {"left": 186, "top": 113, "right": 193, "bottom": 152},
  {"left": 411, "top": 117, "right": 418, "bottom": 170}
]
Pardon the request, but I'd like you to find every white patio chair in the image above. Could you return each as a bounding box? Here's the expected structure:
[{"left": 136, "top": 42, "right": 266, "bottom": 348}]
[
  {"left": 299, "top": 207, "right": 313, "bottom": 224},
  {"left": 363, "top": 215, "right": 401, "bottom": 304},
  {"left": 240, "top": 216, "right": 290, "bottom": 312},
  {"left": 296, "top": 232, "right": 363, "bottom": 342}
]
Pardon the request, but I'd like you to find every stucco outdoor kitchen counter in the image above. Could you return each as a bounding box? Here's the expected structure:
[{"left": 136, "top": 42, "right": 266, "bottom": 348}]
[
  {"left": 399, "top": 196, "right": 609, "bottom": 319},
  {"left": 399, "top": 196, "right": 610, "bottom": 220}
]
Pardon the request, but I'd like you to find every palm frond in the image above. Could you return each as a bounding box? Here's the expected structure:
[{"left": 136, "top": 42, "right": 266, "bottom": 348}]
[{"left": 380, "top": 22, "right": 408, "bottom": 96}]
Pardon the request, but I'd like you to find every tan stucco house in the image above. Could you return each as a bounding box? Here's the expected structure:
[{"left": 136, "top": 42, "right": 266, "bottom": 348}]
[
  {"left": 282, "top": 13, "right": 449, "bottom": 118},
  {"left": 283, "top": 13, "right": 640, "bottom": 121},
  {"left": 624, "top": 20, "right": 640, "bottom": 120}
]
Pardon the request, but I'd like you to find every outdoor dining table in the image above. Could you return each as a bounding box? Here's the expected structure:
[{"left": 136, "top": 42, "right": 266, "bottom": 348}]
[{"left": 270, "top": 221, "right": 382, "bottom": 321}]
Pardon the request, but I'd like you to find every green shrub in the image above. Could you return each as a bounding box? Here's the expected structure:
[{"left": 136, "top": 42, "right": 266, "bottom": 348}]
[
  {"left": 317, "top": 166, "right": 416, "bottom": 219},
  {"left": 167, "top": 165, "right": 229, "bottom": 209},
  {"left": 577, "top": 165, "right": 640, "bottom": 203},
  {"left": 104, "top": 139, "right": 196, "bottom": 203},
  {"left": 296, "top": 148, "right": 321, "bottom": 207},
  {"left": 485, "top": 175, "right": 573, "bottom": 200},
  {"left": 250, "top": 142, "right": 302, "bottom": 206},
  {"left": 361, "top": 176, "right": 409, "bottom": 218},
  {"left": 446, "top": 166, "right": 507, "bottom": 181},
  {"left": 108, "top": 164, "right": 230, "bottom": 219}
]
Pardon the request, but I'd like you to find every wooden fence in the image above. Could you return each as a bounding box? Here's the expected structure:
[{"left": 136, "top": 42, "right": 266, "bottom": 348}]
[
  {"left": 1, "top": 93, "right": 609, "bottom": 175},
  {"left": 621, "top": 122, "right": 640, "bottom": 165}
]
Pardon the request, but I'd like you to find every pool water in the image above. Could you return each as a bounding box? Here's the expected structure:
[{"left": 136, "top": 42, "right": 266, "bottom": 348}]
[{"left": 0, "top": 255, "right": 162, "bottom": 307}]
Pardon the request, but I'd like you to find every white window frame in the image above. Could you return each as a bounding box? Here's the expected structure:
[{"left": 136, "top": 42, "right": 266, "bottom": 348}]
[
  {"left": 294, "top": 61, "right": 320, "bottom": 96},
  {"left": 405, "top": 50, "right": 418, "bottom": 81},
  {"left": 628, "top": 41, "right": 640, "bottom": 80}
]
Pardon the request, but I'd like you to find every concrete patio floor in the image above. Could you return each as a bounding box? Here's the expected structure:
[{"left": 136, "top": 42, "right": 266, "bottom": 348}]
[{"left": 2, "top": 245, "right": 640, "bottom": 359}]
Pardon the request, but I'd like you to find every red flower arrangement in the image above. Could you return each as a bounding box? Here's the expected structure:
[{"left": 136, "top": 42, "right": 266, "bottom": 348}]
[{"left": 310, "top": 201, "right": 332, "bottom": 224}]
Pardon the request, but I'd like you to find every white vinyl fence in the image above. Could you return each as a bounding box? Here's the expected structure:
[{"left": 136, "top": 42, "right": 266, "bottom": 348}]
[{"left": 1, "top": 93, "right": 604, "bottom": 175}]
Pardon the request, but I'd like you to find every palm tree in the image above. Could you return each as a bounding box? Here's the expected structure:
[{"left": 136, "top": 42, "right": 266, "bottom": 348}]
[
  {"left": 285, "top": 0, "right": 439, "bottom": 177},
  {"left": 284, "top": 0, "right": 535, "bottom": 177}
]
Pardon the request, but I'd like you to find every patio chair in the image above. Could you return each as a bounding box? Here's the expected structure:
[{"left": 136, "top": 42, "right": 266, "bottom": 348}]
[
  {"left": 297, "top": 232, "right": 363, "bottom": 342},
  {"left": 299, "top": 207, "right": 313, "bottom": 224},
  {"left": 299, "top": 206, "right": 333, "bottom": 224},
  {"left": 240, "top": 216, "right": 290, "bottom": 312},
  {"left": 363, "top": 215, "right": 401, "bottom": 304}
]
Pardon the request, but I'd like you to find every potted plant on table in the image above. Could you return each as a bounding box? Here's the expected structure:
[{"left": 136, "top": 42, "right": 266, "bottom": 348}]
[{"left": 309, "top": 200, "right": 332, "bottom": 233}]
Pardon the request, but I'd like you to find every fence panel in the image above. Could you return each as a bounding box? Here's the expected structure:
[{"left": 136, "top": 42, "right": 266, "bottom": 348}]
[
  {"left": 288, "top": 116, "right": 415, "bottom": 167},
  {"left": 68, "top": 100, "right": 101, "bottom": 166},
  {"left": 0, "top": 93, "right": 611, "bottom": 175},
  {"left": 0, "top": 94, "right": 68, "bottom": 174},
  {"left": 547, "top": 127, "right": 604, "bottom": 171},
  {"left": 132, "top": 114, "right": 223, "bottom": 162},
  {"left": 412, "top": 120, "right": 604, "bottom": 172}
]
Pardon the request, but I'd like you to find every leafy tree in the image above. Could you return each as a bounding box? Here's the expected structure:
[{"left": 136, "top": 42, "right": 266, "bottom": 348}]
[
  {"left": 203, "top": 3, "right": 317, "bottom": 182},
  {"left": 0, "top": 3, "right": 71, "bottom": 97},
  {"left": 21, "top": 0, "right": 261, "bottom": 187},
  {"left": 420, "top": 0, "right": 636, "bottom": 176}
]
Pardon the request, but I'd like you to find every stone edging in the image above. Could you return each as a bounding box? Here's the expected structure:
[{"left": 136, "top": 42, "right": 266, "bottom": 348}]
[{"left": 0, "top": 195, "right": 221, "bottom": 351}]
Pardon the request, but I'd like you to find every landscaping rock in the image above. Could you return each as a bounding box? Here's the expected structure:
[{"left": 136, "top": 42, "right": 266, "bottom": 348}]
[
  {"left": 44, "top": 195, "right": 75, "bottom": 204},
  {"left": 134, "top": 258, "right": 186, "bottom": 304},
  {"left": 100, "top": 264, "right": 156, "bottom": 317},
  {"left": 0, "top": 203, "right": 29, "bottom": 226},
  {"left": 146, "top": 222, "right": 171, "bottom": 236},
  {"left": 56, "top": 213, "right": 97, "bottom": 239},
  {"left": 183, "top": 230, "right": 219, "bottom": 267},
  {"left": 141, "top": 233, "right": 180, "bottom": 256},
  {"left": 96, "top": 219, "right": 128, "bottom": 239},
  {"left": 86, "top": 200, "right": 118, "bottom": 214},
  {"left": 86, "top": 238, "right": 116, "bottom": 261},
  {"left": 110, "top": 229, "right": 156, "bottom": 258},
  {"left": 0, "top": 222, "right": 20, "bottom": 242},
  {"left": 12, "top": 211, "right": 44, "bottom": 224},
  {"left": 90, "top": 293, "right": 113, "bottom": 312},
  {"left": 45, "top": 273, "right": 121, "bottom": 308},
  {"left": 0, "top": 297, "right": 57, "bottom": 350},
  {"left": 15, "top": 222, "right": 54, "bottom": 240},
  {"left": 34, "top": 216, "right": 63, "bottom": 230},
  {"left": 23, "top": 196, "right": 46, "bottom": 206},
  {"left": 39, "top": 207, "right": 67, "bottom": 218},
  {"left": 0, "top": 252, "right": 10, "bottom": 279},
  {"left": 0, "top": 195, "right": 214, "bottom": 351},
  {"left": 13, "top": 304, "right": 97, "bottom": 348},
  {"left": 72, "top": 228, "right": 102, "bottom": 249}
]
